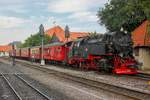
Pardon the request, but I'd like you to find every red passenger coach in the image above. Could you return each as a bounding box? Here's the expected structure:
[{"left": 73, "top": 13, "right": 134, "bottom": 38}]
[
  {"left": 15, "top": 49, "right": 21, "bottom": 57},
  {"left": 20, "top": 48, "right": 30, "bottom": 58},
  {"left": 30, "top": 46, "right": 41, "bottom": 60},
  {"left": 44, "top": 43, "right": 69, "bottom": 63}
]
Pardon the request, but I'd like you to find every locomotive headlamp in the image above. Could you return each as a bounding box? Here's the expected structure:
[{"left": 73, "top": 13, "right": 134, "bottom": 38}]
[{"left": 120, "top": 27, "right": 124, "bottom": 32}]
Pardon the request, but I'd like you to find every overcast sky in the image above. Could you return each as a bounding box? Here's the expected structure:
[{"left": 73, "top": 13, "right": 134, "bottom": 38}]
[{"left": 0, "top": 0, "right": 108, "bottom": 45}]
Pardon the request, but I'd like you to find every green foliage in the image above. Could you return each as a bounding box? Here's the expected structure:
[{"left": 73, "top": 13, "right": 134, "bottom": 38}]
[
  {"left": 9, "top": 41, "right": 22, "bottom": 48},
  {"left": 98, "top": 0, "right": 150, "bottom": 32},
  {"left": 88, "top": 31, "right": 97, "bottom": 37},
  {"left": 21, "top": 33, "right": 51, "bottom": 48}
]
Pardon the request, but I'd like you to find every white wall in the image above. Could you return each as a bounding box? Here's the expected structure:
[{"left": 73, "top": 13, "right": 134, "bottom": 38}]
[
  {"left": 0, "top": 52, "right": 9, "bottom": 57},
  {"left": 134, "top": 48, "right": 150, "bottom": 70}
]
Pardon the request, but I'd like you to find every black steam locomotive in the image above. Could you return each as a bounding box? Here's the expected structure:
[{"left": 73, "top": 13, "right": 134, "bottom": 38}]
[{"left": 68, "top": 31, "right": 138, "bottom": 74}]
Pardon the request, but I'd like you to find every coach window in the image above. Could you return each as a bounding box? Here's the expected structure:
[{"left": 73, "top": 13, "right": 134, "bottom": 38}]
[
  {"left": 48, "top": 49, "right": 49, "bottom": 54},
  {"left": 54, "top": 48, "right": 57, "bottom": 53},
  {"left": 32, "top": 50, "right": 34, "bottom": 54},
  {"left": 34, "top": 50, "right": 36, "bottom": 54},
  {"left": 57, "top": 47, "right": 61, "bottom": 52}
]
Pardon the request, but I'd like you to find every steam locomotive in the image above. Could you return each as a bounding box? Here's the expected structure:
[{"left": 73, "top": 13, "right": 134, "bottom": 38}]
[{"left": 11, "top": 31, "right": 139, "bottom": 74}]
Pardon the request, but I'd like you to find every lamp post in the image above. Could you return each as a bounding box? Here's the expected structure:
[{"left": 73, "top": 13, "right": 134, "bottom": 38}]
[
  {"left": 39, "top": 24, "right": 45, "bottom": 65},
  {"left": 65, "top": 25, "right": 70, "bottom": 43},
  {"left": 64, "top": 25, "right": 70, "bottom": 63},
  {"left": 12, "top": 44, "right": 16, "bottom": 66}
]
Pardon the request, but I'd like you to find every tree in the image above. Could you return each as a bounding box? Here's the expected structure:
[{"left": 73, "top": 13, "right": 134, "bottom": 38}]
[
  {"left": 9, "top": 41, "right": 22, "bottom": 48},
  {"left": 21, "top": 33, "right": 51, "bottom": 48},
  {"left": 88, "top": 31, "right": 97, "bottom": 37},
  {"left": 97, "top": 0, "right": 150, "bottom": 32}
]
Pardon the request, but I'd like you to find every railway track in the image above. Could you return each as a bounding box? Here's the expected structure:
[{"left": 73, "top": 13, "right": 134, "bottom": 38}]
[
  {"left": 0, "top": 74, "right": 19, "bottom": 100},
  {"left": 13, "top": 60, "right": 150, "bottom": 100},
  {"left": 135, "top": 73, "right": 150, "bottom": 80},
  {"left": 120, "top": 73, "right": 150, "bottom": 82},
  {"left": 0, "top": 73, "right": 52, "bottom": 100},
  {"left": 1, "top": 57, "right": 150, "bottom": 99}
]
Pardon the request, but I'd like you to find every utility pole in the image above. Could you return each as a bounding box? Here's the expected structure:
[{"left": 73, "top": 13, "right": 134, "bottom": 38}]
[{"left": 39, "top": 24, "right": 45, "bottom": 65}]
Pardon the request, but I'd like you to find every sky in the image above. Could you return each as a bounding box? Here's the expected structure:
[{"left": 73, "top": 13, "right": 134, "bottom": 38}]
[{"left": 0, "top": 0, "right": 108, "bottom": 45}]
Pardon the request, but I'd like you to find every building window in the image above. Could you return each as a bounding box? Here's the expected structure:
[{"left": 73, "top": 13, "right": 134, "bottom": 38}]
[{"left": 134, "top": 48, "right": 139, "bottom": 56}]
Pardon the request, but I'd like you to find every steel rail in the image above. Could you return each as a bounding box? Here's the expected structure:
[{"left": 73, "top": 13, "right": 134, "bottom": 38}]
[
  {"left": 14, "top": 74, "right": 52, "bottom": 100},
  {"left": 125, "top": 73, "right": 150, "bottom": 81},
  {"left": 136, "top": 73, "right": 150, "bottom": 80},
  {"left": 0, "top": 73, "right": 22, "bottom": 100}
]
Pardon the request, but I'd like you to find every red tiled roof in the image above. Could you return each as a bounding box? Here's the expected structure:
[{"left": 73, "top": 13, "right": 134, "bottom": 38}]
[
  {"left": 0, "top": 45, "right": 12, "bottom": 52},
  {"left": 132, "top": 20, "right": 150, "bottom": 47},
  {"left": 45, "top": 26, "right": 89, "bottom": 42}
]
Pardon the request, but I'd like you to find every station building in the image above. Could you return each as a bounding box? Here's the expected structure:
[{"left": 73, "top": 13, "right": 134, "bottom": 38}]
[
  {"left": 45, "top": 26, "right": 88, "bottom": 43},
  {"left": 0, "top": 45, "right": 12, "bottom": 57},
  {"left": 132, "top": 20, "right": 150, "bottom": 70}
]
